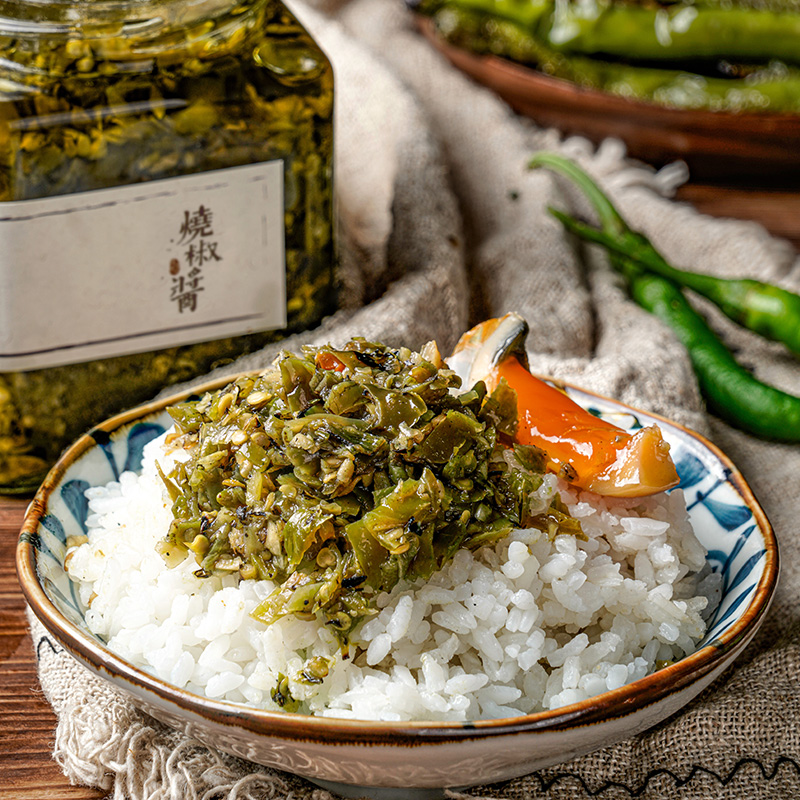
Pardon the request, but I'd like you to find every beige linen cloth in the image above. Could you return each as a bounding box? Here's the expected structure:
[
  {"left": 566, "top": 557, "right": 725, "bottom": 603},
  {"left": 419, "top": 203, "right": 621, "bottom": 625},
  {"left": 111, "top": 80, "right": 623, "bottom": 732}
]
[{"left": 27, "top": 0, "right": 800, "bottom": 797}]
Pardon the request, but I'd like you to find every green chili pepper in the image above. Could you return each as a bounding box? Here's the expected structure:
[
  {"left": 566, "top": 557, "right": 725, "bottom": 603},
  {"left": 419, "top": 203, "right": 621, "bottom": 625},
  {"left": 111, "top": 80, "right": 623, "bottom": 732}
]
[
  {"left": 418, "top": 0, "right": 800, "bottom": 63},
  {"left": 418, "top": 3, "right": 800, "bottom": 114},
  {"left": 549, "top": 209, "right": 800, "bottom": 357},
  {"left": 628, "top": 266, "right": 800, "bottom": 440},
  {"left": 530, "top": 152, "right": 800, "bottom": 355},
  {"left": 529, "top": 151, "right": 800, "bottom": 441}
]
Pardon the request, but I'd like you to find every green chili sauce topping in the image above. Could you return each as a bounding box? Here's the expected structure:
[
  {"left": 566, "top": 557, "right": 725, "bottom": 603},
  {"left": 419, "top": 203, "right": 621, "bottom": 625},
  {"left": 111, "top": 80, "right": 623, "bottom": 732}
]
[{"left": 158, "top": 338, "right": 583, "bottom": 641}]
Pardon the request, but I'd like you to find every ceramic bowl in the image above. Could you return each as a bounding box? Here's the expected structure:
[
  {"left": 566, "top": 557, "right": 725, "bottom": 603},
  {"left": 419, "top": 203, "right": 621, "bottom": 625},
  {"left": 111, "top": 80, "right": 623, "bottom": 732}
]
[{"left": 17, "top": 374, "right": 779, "bottom": 799}]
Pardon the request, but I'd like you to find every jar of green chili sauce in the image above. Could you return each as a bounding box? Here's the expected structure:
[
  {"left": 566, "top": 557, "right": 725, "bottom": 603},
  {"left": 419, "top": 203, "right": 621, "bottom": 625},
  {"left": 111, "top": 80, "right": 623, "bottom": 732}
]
[{"left": 0, "top": 0, "right": 335, "bottom": 492}]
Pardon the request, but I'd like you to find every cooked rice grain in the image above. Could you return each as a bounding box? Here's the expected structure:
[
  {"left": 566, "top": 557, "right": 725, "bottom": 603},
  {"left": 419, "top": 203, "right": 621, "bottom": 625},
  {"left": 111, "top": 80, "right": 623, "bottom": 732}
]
[{"left": 65, "top": 435, "right": 720, "bottom": 721}]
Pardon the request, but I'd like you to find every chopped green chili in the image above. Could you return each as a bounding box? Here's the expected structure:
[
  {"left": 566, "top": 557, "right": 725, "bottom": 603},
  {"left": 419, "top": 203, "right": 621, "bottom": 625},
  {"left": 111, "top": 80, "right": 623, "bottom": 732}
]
[{"left": 159, "top": 338, "right": 583, "bottom": 638}]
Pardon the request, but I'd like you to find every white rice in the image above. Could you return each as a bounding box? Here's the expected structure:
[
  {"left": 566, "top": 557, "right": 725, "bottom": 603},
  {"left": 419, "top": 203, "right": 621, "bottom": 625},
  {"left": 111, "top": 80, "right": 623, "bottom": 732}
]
[{"left": 65, "top": 434, "right": 721, "bottom": 721}]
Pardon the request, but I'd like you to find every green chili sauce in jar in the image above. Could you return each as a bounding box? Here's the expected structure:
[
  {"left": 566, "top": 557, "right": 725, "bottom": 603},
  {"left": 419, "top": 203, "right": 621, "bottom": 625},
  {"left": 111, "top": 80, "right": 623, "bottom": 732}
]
[{"left": 0, "top": 0, "right": 335, "bottom": 492}]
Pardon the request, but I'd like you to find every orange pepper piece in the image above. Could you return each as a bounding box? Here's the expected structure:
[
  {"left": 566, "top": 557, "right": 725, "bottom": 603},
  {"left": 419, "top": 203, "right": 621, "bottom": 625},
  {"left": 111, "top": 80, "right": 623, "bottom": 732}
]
[
  {"left": 315, "top": 351, "right": 346, "bottom": 372},
  {"left": 491, "top": 357, "right": 680, "bottom": 498}
]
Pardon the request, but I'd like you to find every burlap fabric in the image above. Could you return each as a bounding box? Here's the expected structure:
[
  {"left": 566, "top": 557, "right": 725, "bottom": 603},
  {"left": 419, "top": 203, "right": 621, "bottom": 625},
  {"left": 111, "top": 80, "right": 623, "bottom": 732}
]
[{"left": 27, "top": 0, "right": 800, "bottom": 797}]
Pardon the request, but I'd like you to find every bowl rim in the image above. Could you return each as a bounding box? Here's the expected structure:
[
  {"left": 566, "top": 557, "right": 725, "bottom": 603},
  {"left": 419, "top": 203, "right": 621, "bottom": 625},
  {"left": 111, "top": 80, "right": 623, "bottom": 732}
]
[{"left": 17, "top": 372, "right": 780, "bottom": 744}]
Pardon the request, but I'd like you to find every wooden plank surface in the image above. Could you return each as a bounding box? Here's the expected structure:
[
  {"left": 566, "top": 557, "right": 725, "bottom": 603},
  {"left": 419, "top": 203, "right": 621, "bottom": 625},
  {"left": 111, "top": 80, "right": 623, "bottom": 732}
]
[
  {"left": 2, "top": 184, "right": 799, "bottom": 799},
  {"left": 676, "top": 183, "right": 800, "bottom": 248},
  {"left": 1, "top": 499, "right": 104, "bottom": 799}
]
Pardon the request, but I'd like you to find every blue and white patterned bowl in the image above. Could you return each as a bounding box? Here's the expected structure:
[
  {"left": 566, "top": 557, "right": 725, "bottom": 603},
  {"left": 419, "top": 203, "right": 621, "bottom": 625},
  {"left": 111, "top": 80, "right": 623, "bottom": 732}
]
[{"left": 17, "top": 374, "right": 779, "bottom": 799}]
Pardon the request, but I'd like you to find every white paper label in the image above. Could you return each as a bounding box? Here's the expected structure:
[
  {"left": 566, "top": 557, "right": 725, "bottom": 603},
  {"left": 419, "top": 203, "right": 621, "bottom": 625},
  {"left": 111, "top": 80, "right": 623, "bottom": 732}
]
[{"left": 0, "top": 160, "right": 286, "bottom": 371}]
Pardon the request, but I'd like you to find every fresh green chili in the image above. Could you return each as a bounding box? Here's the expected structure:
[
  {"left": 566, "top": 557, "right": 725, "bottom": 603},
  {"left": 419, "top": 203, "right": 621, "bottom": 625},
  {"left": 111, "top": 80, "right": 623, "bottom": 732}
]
[
  {"left": 550, "top": 208, "right": 800, "bottom": 357},
  {"left": 530, "top": 152, "right": 800, "bottom": 356},
  {"left": 627, "top": 267, "right": 800, "bottom": 440},
  {"left": 432, "top": 0, "right": 800, "bottom": 64},
  {"left": 415, "top": 1, "right": 800, "bottom": 114},
  {"left": 529, "top": 151, "right": 800, "bottom": 441}
]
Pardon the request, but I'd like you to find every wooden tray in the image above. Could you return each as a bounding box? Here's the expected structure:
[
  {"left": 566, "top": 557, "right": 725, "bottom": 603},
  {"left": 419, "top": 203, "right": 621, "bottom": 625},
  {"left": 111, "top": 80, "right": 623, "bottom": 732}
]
[{"left": 417, "top": 17, "right": 800, "bottom": 181}]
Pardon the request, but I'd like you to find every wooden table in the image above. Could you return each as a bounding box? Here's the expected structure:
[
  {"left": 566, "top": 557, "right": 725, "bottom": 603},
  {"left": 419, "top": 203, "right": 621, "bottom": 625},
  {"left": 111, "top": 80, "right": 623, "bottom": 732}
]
[
  {"left": 675, "top": 184, "right": 800, "bottom": 248},
  {"left": 1, "top": 498, "right": 104, "bottom": 799},
  {"left": 2, "top": 185, "right": 799, "bottom": 800}
]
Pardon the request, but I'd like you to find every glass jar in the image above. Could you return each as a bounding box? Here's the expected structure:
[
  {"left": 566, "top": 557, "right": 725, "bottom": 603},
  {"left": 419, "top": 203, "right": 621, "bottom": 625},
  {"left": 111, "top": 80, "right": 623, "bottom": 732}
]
[{"left": 0, "top": 0, "right": 335, "bottom": 492}]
